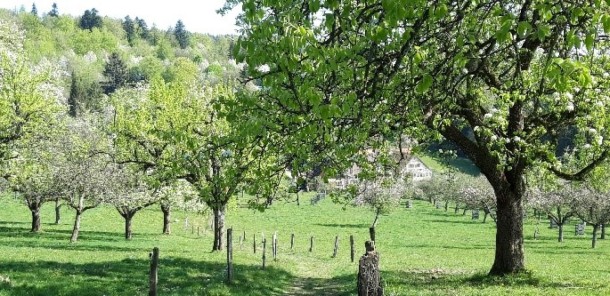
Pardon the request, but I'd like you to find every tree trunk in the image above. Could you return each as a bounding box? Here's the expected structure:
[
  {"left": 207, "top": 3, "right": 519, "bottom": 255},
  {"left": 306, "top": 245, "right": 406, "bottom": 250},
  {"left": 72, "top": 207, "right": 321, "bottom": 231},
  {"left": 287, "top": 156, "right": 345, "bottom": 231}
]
[
  {"left": 70, "top": 210, "right": 82, "bottom": 243},
  {"left": 124, "top": 213, "right": 134, "bottom": 240},
  {"left": 212, "top": 205, "right": 226, "bottom": 251},
  {"left": 454, "top": 203, "right": 459, "bottom": 214},
  {"left": 54, "top": 198, "right": 61, "bottom": 224},
  {"left": 592, "top": 224, "right": 599, "bottom": 248},
  {"left": 601, "top": 224, "right": 606, "bottom": 240},
  {"left": 444, "top": 201, "right": 449, "bottom": 212},
  {"left": 296, "top": 191, "right": 300, "bottom": 206},
  {"left": 489, "top": 191, "right": 525, "bottom": 275},
  {"left": 161, "top": 203, "right": 171, "bottom": 235},
  {"left": 558, "top": 223, "right": 564, "bottom": 242},
  {"left": 31, "top": 206, "right": 41, "bottom": 233}
]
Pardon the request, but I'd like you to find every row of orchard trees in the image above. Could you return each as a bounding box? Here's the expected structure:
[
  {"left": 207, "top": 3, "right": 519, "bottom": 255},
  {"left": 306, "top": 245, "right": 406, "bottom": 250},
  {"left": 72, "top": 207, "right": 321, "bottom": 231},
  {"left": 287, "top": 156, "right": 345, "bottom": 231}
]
[
  {"left": 417, "top": 167, "right": 610, "bottom": 248},
  {"left": 0, "top": 19, "right": 279, "bottom": 248}
]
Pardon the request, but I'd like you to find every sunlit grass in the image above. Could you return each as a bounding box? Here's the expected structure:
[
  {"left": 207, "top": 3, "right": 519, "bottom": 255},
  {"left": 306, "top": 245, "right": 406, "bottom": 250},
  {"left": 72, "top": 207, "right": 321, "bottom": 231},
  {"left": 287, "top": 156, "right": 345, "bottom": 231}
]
[{"left": 0, "top": 193, "right": 608, "bottom": 295}]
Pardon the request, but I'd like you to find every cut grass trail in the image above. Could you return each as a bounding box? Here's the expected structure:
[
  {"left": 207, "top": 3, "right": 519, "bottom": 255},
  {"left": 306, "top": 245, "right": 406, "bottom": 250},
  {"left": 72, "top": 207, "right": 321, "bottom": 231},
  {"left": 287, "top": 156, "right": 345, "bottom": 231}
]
[{"left": 0, "top": 194, "right": 609, "bottom": 295}]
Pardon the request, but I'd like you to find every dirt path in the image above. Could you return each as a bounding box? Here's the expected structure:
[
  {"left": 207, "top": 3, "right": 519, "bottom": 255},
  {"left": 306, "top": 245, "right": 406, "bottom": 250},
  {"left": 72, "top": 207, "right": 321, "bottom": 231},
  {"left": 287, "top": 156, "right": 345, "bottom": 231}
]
[
  {"left": 281, "top": 258, "right": 350, "bottom": 295},
  {"left": 284, "top": 276, "right": 346, "bottom": 295}
]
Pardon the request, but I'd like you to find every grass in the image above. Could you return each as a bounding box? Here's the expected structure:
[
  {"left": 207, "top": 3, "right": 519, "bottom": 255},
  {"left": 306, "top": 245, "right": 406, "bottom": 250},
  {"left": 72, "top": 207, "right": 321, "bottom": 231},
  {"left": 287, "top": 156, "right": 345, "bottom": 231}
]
[
  {"left": 417, "top": 154, "right": 481, "bottom": 176},
  {"left": 0, "top": 193, "right": 609, "bottom": 295}
]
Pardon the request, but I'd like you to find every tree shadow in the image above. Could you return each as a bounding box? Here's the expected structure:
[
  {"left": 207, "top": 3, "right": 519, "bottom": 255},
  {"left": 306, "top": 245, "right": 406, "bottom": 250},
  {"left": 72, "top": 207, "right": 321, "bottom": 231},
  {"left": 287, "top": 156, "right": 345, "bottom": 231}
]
[
  {"left": 0, "top": 257, "right": 296, "bottom": 296},
  {"left": 380, "top": 269, "right": 598, "bottom": 293},
  {"left": 424, "top": 219, "right": 489, "bottom": 225},
  {"left": 313, "top": 223, "right": 369, "bottom": 229}
]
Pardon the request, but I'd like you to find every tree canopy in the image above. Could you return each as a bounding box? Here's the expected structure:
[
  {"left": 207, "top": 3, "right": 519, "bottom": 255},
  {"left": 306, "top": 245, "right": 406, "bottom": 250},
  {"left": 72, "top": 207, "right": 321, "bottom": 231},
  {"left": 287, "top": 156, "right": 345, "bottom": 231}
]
[{"left": 224, "top": 0, "right": 610, "bottom": 275}]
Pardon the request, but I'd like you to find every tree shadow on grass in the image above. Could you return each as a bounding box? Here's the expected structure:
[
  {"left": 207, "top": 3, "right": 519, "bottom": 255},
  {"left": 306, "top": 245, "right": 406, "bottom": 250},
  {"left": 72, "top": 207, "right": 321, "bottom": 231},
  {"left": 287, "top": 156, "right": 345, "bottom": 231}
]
[
  {"left": 0, "top": 257, "right": 296, "bottom": 296},
  {"left": 313, "top": 223, "right": 369, "bottom": 229},
  {"left": 381, "top": 269, "right": 600, "bottom": 294},
  {"left": 424, "top": 219, "right": 491, "bottom": 225}
]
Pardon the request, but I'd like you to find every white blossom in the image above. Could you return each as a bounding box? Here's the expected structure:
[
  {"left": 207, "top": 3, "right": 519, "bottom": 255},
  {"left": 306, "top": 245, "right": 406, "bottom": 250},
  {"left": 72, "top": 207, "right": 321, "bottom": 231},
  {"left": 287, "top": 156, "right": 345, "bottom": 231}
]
[{"left": 256, "top": 64, "right": 270, "bottom": 73}]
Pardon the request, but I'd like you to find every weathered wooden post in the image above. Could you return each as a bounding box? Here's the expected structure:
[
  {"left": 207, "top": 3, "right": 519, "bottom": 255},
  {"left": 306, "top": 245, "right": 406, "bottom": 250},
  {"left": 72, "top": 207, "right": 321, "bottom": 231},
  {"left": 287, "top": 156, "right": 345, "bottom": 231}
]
[
  {"left": 332, "top": 235, "right": 339, "bottom": 258},
  {"left": 253, "top": 234, "right": 257, "bottom": 254},
  {"left": 350, "top": 235, "right": 355, "bottom": 263},
  {"left": 272, "top": 232, "right": 278, "bottom": 260},
  {"left": 369, "top": 227, "right": 376, "bottom": 242},
  {"left": 227, "top": 228, "right": 233, "bottom": 283},
  {"left": 149, "top": 247, "right": 159, "bottom": 296},
  {"left": 184, "top": 217, "right": 189, "bottom": 230},
  {"left": 290, "top": 233, "right": 295, "bottom": 250},
  {"left": 262, "top": 238, "right": 267, "bottom": 269},
  {"left": 357, "top": 241, "right": 382, "bottom": 296},
  {"left": 243, "top": 230, "right": 246, "bottom": 241},
  {"left": 309, "top": 236, "right": 314, "bottom": 252}
]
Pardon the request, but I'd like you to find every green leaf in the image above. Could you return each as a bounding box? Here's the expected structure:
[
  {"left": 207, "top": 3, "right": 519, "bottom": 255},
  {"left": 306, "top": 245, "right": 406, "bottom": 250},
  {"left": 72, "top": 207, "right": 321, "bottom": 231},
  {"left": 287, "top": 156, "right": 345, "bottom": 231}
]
[
  {"left": 416, "top": 74, "right": 433, "bottom": 94},
  {"left": 602, "top": 15, "right": 610, "bottom": 33},
  {"left": 517, "top": 22, "right": 531, "bottom": 38},
  {"left": 585, "top": 33, "right": 595, "bottom": 51}
]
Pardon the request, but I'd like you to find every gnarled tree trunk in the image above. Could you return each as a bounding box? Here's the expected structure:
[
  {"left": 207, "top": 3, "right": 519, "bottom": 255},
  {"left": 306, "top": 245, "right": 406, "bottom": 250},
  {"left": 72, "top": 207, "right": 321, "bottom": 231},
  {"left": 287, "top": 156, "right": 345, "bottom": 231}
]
[
  {"left": 592, "top": 224, "right": 599, "bottom": 249},
  {"left": 70, "top": 210, "right": 83, "bottom": 243},
  {"left": 123, "top": 213, "right": 134, "bottom": 240},
  {"left": 54, "top": 197, "right": 62, "bottom": 224},
  {"left": 30, "top": 206, "right": 41, "bottom": 233},
  {"left": 489, "top": 189, "right": 524, "bottom": 275},
  {"left": 212, "top": 205, "right": 226, "bottom": 251},
  {"left": 161, "top": 203, "right": 171, "bottom": 235}
]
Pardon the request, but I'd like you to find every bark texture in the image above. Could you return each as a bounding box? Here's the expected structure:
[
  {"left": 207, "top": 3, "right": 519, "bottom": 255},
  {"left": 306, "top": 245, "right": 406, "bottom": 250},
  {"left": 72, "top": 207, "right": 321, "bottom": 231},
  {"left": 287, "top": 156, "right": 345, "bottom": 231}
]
[{"left": 161, "top": 203, "right": 171, "bottom": 235}]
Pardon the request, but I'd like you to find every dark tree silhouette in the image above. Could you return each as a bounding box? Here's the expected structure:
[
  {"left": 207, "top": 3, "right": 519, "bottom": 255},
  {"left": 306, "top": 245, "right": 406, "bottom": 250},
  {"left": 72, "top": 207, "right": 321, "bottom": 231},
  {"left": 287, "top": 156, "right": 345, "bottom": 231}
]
[
  {"left": 30, "top": 3, "right": 37, "bottom": 16},
  {"left": 122, "top": 16, "right": 136, "bottom": 46},
  {"left": 48, "top": 3, "right": 58, "bottom": 17},
  {"left": 102, "top": 53, "right": 128, "bottom": 94},
  {"left": 79, "top": 8, "right": 102, "bottom": 31},
  {"left": 174, "top": 20, "right": 190, "bottom": 49}
]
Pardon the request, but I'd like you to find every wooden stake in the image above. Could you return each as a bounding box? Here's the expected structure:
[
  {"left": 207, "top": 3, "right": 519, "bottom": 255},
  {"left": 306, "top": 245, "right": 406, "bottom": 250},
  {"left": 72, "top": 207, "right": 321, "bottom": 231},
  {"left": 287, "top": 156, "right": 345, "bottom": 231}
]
[
  {"left": 309, "top": 236, "right": 314, "bottom": 252},
  {"left": 350, "top": 235, "right": 355, "bottom": 263},
  {"left": 332, "top": 235, "right": 339, "bottom": 258},
  {"left": 290, "top": 233, "right": 295, "bottom": 250},
  {"left": 227, "top": 228, "right": 233, "bottom": 283},
  {"left": 149, "top": 247, "right": 159, "bottom": 296},
  {"left": 262, "top": 238, "right": 267, "bottom": 269}
]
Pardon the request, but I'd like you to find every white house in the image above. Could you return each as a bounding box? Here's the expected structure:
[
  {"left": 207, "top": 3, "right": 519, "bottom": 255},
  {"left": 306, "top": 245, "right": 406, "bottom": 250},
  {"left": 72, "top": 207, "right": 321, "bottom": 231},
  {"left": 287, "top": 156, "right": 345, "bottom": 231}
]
[
  {"left": 328, "top": 155, "right": 433, "bottom": 190},
  {"left": 400, "top": 157, "right": 433, "bottom": 181}
]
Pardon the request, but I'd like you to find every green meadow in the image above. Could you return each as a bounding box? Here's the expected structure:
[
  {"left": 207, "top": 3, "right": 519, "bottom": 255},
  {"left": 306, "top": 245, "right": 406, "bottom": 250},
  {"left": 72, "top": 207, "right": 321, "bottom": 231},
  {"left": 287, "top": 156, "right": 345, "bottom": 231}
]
[{"left": 0, "top": 194, "right": 608, "bottom": 296}]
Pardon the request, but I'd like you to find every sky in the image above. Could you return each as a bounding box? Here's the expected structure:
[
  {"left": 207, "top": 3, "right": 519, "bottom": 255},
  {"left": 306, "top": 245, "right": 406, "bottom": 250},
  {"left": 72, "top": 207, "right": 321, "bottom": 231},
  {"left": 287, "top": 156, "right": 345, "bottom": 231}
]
[{"left": 0, "top": 0, "right": 240, "bottom": 35}]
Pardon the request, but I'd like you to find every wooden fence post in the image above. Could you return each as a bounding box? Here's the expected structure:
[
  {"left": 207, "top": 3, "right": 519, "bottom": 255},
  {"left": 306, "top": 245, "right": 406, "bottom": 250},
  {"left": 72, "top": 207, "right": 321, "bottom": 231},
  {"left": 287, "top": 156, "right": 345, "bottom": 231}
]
[
  {"left": 309, "top": 236, "right": 314, "bottom": 252},
  {"left": 332, "top": 235, "right": 339, "bottom": 258},
  {"left": 253, "top": 234, "right": 257, "bottom": 254},
  {"left": 290, "top": 233, "right": 295, "bottom": 250},
  {"left": 369, "top": 227, "right": 375, "bottom": 242},
  {"left": 262, "top": 238, "right": 267, "bottom": 269},
  {"left": 350, "top": 235, "right": 355, "bottom": 263},
  {"left": 273, "top": 232, "right": 278, "bottom": 260},
  {"left": 149, "top": 247, "right": 159, "bottom": 296},
  {"left": 357, "top": 241, "right": 382, "bottom": 296},
  {"left": 227, "top": 228, "right": 233, "bottom": 283}
]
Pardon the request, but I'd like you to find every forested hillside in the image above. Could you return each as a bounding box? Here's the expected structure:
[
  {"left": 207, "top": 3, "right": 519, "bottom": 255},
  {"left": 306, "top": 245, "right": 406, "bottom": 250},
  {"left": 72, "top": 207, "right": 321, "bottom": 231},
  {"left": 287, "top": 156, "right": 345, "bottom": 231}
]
[{"left": 0, "top": 4, "right": 238, "bottom": 116}]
